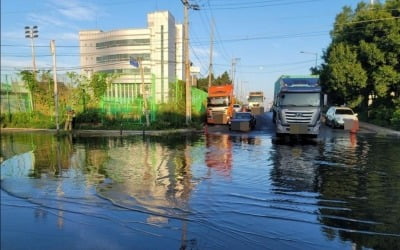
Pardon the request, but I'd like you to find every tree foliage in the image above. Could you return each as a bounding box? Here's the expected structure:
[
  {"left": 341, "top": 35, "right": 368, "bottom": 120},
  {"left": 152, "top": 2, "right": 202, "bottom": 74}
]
[
  {"left": 19, "top": 70, "right": 38, "bottom": 111},
  {"left": 196, "top": 71, "right": 232, "bottom": 92},
  {"left": 320, "top": 0, "right": 400, "bottom": 126}
]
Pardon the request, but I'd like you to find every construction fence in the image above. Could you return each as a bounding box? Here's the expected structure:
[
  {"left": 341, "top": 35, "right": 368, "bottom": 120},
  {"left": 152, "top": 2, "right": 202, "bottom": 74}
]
[{"left": 1, "top": 77, "right": 207, "bottom": 125}]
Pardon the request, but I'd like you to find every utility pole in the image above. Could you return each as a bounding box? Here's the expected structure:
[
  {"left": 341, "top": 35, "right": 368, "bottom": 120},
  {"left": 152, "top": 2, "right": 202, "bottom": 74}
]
[
  {"left": 50, "top": 40, "right": 59, "bottom": 133},
  {"left": 208, "top": 18, "right": 214, "bottom": 88},
  {"left": 6, "top": 75, "right": 11, "bottom": 121},
  {"left": 181, "top": 0, "right": 199, "bottom": 125},
  {"left": 139, "top": 57, "right": 150, "bottom": 127},
  {"left": 231, "top": 58, "right": 240, "bottom": 92}
]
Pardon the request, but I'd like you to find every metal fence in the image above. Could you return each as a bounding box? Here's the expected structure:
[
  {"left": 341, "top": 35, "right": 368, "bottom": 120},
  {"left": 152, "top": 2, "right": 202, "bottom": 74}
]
[{"left": 0, "top": 83, "right": 31, "bottom": 114}]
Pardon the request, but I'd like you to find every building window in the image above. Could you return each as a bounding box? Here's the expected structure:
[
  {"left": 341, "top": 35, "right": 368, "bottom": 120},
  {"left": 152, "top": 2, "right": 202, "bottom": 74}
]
[
  {"left": 96, "top": 39, "right": 150, "bottom": 49},
  {"left": 98, "top": 68, "right": 151, "bottom": 74},
  {"left": 96, "top": 53, "right": 150, "bottom": 64}
]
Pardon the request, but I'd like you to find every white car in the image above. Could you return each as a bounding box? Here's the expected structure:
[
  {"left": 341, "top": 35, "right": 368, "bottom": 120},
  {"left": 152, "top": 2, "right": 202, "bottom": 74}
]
[
  {"left": 325, "top": 106, "right": 358, "bottom": 128},
  {"left": 233, "top": 104, "right": 241, "bottom": 113}
]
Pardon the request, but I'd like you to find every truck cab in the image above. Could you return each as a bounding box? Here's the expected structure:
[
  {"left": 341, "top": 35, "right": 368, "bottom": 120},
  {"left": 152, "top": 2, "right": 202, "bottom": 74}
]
[
  {"left": 272, "top": 75, "right": 321, "bottom": 138},
  {"left": 207, "top": 85, "right": 234, "bottom": 124}
]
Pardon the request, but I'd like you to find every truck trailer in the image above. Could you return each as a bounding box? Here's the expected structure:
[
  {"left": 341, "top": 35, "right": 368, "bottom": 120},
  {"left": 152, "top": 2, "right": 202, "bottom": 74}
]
[
  {"left": 207, "top": 84, "right": 234, "bottom": 124},
  {"left": 272, "top": 75, "right": 321, "bottom": 138}
]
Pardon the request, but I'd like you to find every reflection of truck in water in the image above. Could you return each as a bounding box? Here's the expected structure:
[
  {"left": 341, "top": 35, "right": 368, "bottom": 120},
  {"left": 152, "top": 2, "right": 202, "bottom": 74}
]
[
  {"left": 247, "top": 91, "right": 265, "bottom": 114},
  {"left": 272, "top": 75, "right": 321, "bottom": 138},
  {"left": 207, "top": 85, "right": 234, "bottom": 124},
  {"left": 205, "top": 134, "right": 232, "bottom": 177}
]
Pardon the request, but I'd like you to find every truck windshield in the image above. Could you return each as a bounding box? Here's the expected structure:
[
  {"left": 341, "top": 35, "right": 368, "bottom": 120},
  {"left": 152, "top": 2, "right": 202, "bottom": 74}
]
[
  {"left": 279, "top": 93, "right": 320, "bottom": 107},
  {"left": 248, "top": 96, "right": 263, "bottom": 103},
  {"left": 207, "top": 97, "right": 230, "bottom": 107}
]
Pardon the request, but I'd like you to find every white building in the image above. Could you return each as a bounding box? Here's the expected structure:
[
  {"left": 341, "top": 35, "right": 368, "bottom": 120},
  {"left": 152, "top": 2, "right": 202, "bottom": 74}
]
[{"left": 79, "top": 11, "right": 184, "bottom": 103}]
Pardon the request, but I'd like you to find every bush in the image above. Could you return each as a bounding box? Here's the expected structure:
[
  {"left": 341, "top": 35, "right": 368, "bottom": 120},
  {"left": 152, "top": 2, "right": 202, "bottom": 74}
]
[
  {"left": 1, "top": 111, "right": 55, "bottom": 128},
  {"left": 368, "top": 105, "right": 394, "bottom": 127},
  {"left": 390, "top": 109, "right": 400, "bottom": 130},
  {"left": 75, "top": 108, "right": 105, "bottom": 123}
]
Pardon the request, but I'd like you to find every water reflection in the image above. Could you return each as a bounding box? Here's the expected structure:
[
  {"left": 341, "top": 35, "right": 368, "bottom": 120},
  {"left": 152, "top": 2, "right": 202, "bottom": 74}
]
[
  {"left": 205, "top": 134, "right": 232, "bottom": 177},
  {"left": 97, "top": 136, "right": 195, "bottom": 219},
  {"left": 1, "top": 133, "right": 201, "bottom": 249},
  {"left": 316, "top": 136, "right": 400, "bottom": 249},
  {"left": 1, "top": 132, "right": 400, "bottom": 249},
  {"left": 270, "top": 133, "right": 400, "bottom": 249}
]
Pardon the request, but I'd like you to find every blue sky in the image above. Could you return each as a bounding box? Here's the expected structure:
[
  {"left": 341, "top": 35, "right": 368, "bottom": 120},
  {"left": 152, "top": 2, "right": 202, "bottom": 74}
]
[{"left": 1, "top": 0, "right": 364, "bottom": 101}]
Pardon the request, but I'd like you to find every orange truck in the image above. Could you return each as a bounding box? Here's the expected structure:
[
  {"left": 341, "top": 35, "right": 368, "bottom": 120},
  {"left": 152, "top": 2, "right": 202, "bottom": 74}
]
[{"left": 207, "top": 84, "right": 234, "bottom": 124}]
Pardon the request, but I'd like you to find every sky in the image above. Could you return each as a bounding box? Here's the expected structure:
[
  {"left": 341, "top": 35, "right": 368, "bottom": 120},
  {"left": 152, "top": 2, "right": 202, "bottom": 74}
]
[{"left": 1, "top": 0, "right": 365, "bottom": 101}]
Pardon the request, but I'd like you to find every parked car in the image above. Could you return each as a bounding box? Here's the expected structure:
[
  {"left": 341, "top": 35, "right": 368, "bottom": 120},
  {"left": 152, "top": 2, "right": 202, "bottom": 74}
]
[
  {"left": 229, "top": 112, "right": 256, "bottom": 131},
  {"left": 325, "top": 106, "right": 358, "bottom": 128},
  {"left": 233, "top": 104, "right": 242, "bottom": 113}
]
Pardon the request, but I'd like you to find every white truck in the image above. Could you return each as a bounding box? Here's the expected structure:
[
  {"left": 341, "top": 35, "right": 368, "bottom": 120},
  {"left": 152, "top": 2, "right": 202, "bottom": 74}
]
[
  {"left": 272, "top": 75, "right": 321, "bottom": 138},
  {"left": 247, "top": 91, "right": 265, "bottom": 115}
]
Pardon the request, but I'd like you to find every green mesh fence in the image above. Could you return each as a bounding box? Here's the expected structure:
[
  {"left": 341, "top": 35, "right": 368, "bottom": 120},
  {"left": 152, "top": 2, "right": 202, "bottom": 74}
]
[
  {"left": 0, "top": 83, "right": 31, "bottom": 113},
  {"left": 191, "top": 87, "right": 207, "bottom": 116},
  {"left": 99, "top": 74, "right": 157, "bottom": 124},
  {"left": 94, "top": 75, "right": 207, "bottom": 124}
]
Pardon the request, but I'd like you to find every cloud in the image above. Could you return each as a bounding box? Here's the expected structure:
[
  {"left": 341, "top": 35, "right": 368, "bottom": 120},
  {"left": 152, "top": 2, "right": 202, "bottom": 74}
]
[
  {"left": 50, "top": 0, "right": 101, "bottom": 21},
  {"left": 1, "top": 31, "right": 23, "bottom": 40},
  {"left": 58, "top": 32, "right": 79, "bottom": 41},
  {"left": 27, "top": 13, "right": 68, "bottom": 28}
]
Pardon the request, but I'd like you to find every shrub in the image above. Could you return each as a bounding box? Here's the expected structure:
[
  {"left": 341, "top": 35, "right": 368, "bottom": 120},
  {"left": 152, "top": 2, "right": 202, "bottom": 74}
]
[
  {"left": 1, "top": 112, "right": 55, "bottom": 128},
  {"left": 368, "top": 105, "right": 394, "bottom": 127},
  {"left": 75, "top": 108, "right": 105, "bottom": 123},
  {"left": 390, "top": 109, "right": 400, "bottom": 130}
]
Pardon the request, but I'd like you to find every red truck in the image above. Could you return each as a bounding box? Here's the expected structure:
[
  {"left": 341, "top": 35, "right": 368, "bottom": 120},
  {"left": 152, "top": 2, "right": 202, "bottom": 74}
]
[{"left": 207, "top": 85, "right": 234, "bottom": 124}]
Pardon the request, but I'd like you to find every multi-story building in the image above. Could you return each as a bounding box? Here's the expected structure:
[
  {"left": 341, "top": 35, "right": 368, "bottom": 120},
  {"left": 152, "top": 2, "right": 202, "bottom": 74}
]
[{"left": 79, "top": 11, "right": 184, "bottom": 103}]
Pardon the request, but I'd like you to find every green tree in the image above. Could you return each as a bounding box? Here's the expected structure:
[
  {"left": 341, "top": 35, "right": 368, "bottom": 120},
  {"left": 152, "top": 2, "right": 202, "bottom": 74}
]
[
  {"left": 320, "top": 0, "right": 400, "bottom": 125},
  {"left": 197, "top": 73, "right": 215, "bottom": 92},
  {"left": 88, "top": 72, "right": 118, "bottom": 103},
  {"left": 214, "top": 71, "right": 231, "bottom": 86},
  {"left": 19, "top": 70, "right": 38, "bottom": 111},
  {"left": 196, "top": 71, "right": 232, "bottom": 91},
  {"left": 321, "top": 43, "right": 367, "bottom": 107}
]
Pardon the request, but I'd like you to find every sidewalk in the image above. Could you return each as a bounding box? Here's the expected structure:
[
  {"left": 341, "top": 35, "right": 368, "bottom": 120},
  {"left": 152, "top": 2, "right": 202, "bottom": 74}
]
[{"left": 359, "top": 121, "right": 400, "bottom": 137}]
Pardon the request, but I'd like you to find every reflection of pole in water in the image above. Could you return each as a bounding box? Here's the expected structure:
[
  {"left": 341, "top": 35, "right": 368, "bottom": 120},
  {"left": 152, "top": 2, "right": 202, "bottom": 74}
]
[
  {"left": 55, "top": 136, "right": 65, "bottom": 229},
  {"left": 180, "top": 137, "right": 195, "bottom": 249}
]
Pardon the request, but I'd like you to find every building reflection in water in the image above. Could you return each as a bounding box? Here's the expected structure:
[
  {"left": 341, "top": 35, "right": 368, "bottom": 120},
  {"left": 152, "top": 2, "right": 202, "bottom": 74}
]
[{"left": 1, "top": 133, "right": 200, "bottom": 248}]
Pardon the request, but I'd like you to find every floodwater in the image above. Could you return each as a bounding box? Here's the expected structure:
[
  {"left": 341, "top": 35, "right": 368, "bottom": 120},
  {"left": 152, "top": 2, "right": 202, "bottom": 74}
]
[{"left": 1, "top": 131, "right": 400, "bottom": 250}]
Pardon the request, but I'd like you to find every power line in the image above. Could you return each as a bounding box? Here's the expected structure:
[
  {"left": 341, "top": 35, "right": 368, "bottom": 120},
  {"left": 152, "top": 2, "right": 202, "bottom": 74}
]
[
  {"left": 203, "top": 0, "right": 322, "bottom": 10},
  {"left": 3, "top": 15, "right": 397, "bottom": 49}
]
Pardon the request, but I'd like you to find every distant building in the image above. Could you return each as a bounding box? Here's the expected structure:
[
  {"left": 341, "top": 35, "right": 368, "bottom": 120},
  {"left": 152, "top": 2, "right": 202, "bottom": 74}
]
[{"left": 79, "top": 11, "right": 184, "bottom": 103}]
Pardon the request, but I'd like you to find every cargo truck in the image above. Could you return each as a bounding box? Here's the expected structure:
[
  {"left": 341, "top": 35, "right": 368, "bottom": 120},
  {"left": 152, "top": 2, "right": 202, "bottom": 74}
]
[
  {"left": 247, "top": 91, "right": 264, "bottom": 109},
  {"left": 207, "top": 85, "right": 234, "bottom": 124},
  {"left": 272, "top": 75, "right": 321, "bottom": 138}
]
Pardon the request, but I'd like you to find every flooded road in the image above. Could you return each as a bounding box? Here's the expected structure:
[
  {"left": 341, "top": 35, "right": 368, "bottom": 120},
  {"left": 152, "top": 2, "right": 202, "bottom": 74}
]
[{"left": 1, "top": 119, "right": 400, "bottom": 249}]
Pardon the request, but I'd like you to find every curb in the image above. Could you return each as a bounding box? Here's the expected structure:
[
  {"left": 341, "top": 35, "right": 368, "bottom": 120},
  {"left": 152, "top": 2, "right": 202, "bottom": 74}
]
[
  {"left": 0, "top": 128, "right": 203, "bottom": 137},
  {"left": 359, "top": 122, "right": 400, "bottom": 137}
]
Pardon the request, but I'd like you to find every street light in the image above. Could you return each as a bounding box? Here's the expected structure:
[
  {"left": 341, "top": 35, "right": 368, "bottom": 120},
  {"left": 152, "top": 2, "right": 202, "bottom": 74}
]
[
  {"left": 181, "top": 0, "right": 199, "bottom": 125},
  {"left": 25, "top": 25, "right": 38, "bottom": 75},
  {"left": 300, "top": 51, "right": 318, "bottom": 68}
]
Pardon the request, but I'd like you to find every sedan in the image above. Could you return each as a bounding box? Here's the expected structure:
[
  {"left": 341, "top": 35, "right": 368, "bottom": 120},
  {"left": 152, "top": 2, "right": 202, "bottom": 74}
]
[
  {"left": 229, "top": 112, "right": 256, "bottom": 131},
  {"left": 325, "top": 106, "right": 358, "bottom": 128}
]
